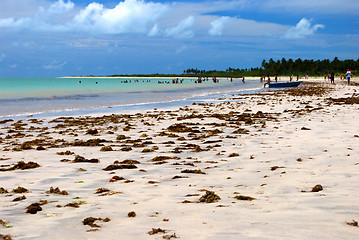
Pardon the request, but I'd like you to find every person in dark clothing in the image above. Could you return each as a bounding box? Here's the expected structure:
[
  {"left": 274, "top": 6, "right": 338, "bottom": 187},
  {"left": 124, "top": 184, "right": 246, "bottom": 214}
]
[{"left": 330, "top": 72, "right": 335, "bottom": 84}]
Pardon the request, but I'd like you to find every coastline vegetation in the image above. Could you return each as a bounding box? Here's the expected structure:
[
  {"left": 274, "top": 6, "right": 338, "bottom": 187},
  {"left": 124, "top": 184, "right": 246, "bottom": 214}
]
[{"left": 86, "top": 57, "right": 358, "bottom": 78}]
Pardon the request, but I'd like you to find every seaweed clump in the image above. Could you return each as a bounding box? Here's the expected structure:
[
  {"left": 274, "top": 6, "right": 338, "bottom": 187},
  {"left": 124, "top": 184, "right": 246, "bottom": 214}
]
[
  {"left": 181, "top": 169, "right": 206, "bottom": 174},
  {"left": 12, "top": 195, "right": 26, "bottom": 202},
  {"left": 46, "top": 187, "right": 69, "bottom": 195},
  {"left": 127, "top": 211, "right": 136, "bottom": 218},
  {"left": 172, "top": 176, "right": 188, "bottom": 179},
  {"left": 64, "top": 201, "right": 86, "bottom": 208},
  {"left": 100, "top": 146, "right": 113, "bottom": 151},
  {"left": 11, "top": 186, "right": 29, "bottom": 193},
  {"left": 0, "top": 187, "right": 8, "bottom": 194},
  {"left": 234, "top": 195, "right": 256, "bottom": 201},
  {"left": 311, "top": 184, "right": 323, "bottom": 192},
  {"left": 167, "top": 123, "right": 193, "bottom": 133},
  {"left": 86, "top": 129, "right": 98, "bottom": 135},
  {"left": 56, "top": 150, "right": 74, "bottom": 155},
  {"left": 82, "top": 217, "right": 111, "bottom": 228},
  {"left": 148, "top": 228, "right": 166, "bottom": 235},
  {"left": 0, "top": 234, "right": 12, "bottom": 240},
  {"left": 72, "top": 138, "right": 107, "bottom": 147},
  {"left": 281, "top": 83, "right": 331, "bottom": 97},
  {"left": 103, "top": 164, "right": 137, "bottom": 171},
  {"left": 270, "top": 166, "right": 285, "bottom": 171},
  {"left": 302, "top": 184, "right": 324, "bottom": 193},
  {"left": 327, "top": 96, "right": 359, "bottom": 105},
  {"left": 199, "top": 191, "right": 221, "bottom": 203},
  {"left": 150, "top": 156, "right": 179, "bottom": 162},
  {"left": 142, "top": 146, "right": 158, "bottom": 153},
  {"left": 232, "top": 128, "right": 249, "bottom": 134},
  {"left": 228, "top": 153, "right": 239, "bottom": 157},
  {"left": 0, "top": 220, "right": 9, "bottom": 227},
  {"left": 95, "top": 188, "right": 110, "bottom": 194},
  {"left": 346, "top": 220, "right": 358, "bottom": 227},
  {"left": 118, "top": 160, "right": 140, "bottom": 164},
  {"left": 72, "top": 155, "right": 99, "bottom": 163},
  {"left": 0, "top": 119, "right": 13, "bottom": 124},
  {"left": 0, "top": 161, "right": 40, "bottom": 171},
  {"left": 26, "top": 203, "right": 42, "bottom": 214},
  {"left": 109, "top": 176, "right": 125, "bottom": 182}
]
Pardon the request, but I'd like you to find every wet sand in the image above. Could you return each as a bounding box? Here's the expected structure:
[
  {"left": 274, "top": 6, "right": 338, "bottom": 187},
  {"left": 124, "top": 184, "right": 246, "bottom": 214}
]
[{"left": 1, "top": 78, "right": 359, "bottom": 239}]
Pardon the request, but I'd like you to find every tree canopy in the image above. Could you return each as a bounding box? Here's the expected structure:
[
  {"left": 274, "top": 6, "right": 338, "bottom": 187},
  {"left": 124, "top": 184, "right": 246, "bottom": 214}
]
[
  {"left": 259, "top": 57, "right": 358, "bottom": 76},
  {"left": 105, "top": 57, "right": 357, "bottom": 78},
  {"left": 181, "top": 57, "right": 358, "bottom": 77}
]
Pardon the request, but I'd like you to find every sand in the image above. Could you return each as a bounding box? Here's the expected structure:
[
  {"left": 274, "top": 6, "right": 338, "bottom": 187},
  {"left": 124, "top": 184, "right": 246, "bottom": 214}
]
[{"left": 0, "top": 78, "right": 358, "bottom": 240}]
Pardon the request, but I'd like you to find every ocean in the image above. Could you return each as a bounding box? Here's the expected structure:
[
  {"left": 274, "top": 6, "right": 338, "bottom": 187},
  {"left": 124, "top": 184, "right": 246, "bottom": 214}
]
[{"left": 0, "top": 77, "right": 263, "bottom": 120}]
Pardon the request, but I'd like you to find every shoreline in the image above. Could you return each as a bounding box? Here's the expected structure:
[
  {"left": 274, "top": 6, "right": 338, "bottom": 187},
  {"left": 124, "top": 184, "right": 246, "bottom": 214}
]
[
  {"left": 0, "top": 78, "right": 264, "bottom": 120},
  {"left": 1, "top": 79, "right": 359, "bottom": 239},
  {"left": 59, "top": 76, "right": 208, "bottom": 79},
  {"left": 59, "top": 75, "right": 357, "bottom": 81},
  {"left": 2, "top": 77, "right": 357, "bottom": 122}
]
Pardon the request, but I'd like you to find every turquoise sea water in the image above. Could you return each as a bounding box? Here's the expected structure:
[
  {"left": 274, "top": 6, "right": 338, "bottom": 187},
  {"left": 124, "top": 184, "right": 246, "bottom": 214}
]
[{"left": 0, "top": 77, "right": 263, "bottom": 119}]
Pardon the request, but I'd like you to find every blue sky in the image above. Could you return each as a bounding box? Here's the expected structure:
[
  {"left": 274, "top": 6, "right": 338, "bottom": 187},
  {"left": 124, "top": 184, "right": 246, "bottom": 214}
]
[{"left": 0, "top": 0, "right": 358, "bottom": 77}]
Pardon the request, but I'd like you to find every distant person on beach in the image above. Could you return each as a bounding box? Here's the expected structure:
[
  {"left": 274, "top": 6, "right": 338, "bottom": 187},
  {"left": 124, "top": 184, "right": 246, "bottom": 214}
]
[
  {"left": 274, "top": 74, "right": 278, "bottom": 82},
  {"left": 346, "top": 69, "right": 352, "bottom": 84},
  {"left": 264, "top": 75, "right": 271, "bottom": 88},
  {"left": 330, "top": 72, "right": 335, "bottom": 84},
  {"left": 324, "top": 74, "right": 327, "bottom": 80},
  {"left": 242, "top": 76, "right": 245, "bottom": 83}
]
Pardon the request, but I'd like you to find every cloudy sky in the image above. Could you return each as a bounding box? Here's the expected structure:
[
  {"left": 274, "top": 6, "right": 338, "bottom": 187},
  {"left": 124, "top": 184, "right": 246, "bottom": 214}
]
[{"left": 0, "top": 0, "right": 358, "bottom": 77}]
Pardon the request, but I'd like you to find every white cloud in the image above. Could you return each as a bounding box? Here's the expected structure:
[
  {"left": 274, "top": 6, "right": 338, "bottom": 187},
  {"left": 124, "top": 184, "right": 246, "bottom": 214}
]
[
  {"left": 0, "top": 0, "right": 169, "bottom": 34},
  {"left": 165, "top": 16, "right": 195, "bottom": 38},
  {"left": 148, "top": 24, "right": 160, "bottom": 37},
  {"left": 0, "top": 0, "right": 74, "bottom": 32},
  {"left": 43, "top": 61, "right": 67, "bottom": 70},
  {"left": 0, "top": 17, "right": 29, "bottom": 28},
  {"left": 283, "top": 18, "right": 324, "bottom": 39},
  {"left": 209, "top": 16, "right": 231, "bottom": 36},
  {"left": 212, "top": 17, "right": 288, "bottom": 37},
  {"left": 40, "top": 0, "right": 74, "bottom": 15},
  {"left": 0, "top": 0, "right": 332, "bottom": 40},
  {"left": 74, "top": 0, "right": 169, "bottom": 34}
]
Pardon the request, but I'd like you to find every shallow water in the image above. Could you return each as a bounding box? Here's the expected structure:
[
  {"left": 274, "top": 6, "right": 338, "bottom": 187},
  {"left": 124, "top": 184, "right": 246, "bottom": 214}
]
[{"left": 0, "top": 77, "right": 263, "bottom": 119}]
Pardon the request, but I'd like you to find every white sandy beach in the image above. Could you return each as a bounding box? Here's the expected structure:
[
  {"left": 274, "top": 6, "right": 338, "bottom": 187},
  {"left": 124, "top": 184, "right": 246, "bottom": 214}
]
[{"left": 1, "top": 78, "right": 359, "bottom": 240}]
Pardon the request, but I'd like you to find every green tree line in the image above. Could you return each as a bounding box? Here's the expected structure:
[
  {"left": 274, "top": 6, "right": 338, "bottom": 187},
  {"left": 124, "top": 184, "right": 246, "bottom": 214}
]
[
  {"left": 182, "top": 57, "right": 358, "bottom": 77},
  {"left": 260, "top": 57, "right": 358, "bottom": 76},
  {"left": 103, "top": 57, "right": 357, "bottom": 78}
]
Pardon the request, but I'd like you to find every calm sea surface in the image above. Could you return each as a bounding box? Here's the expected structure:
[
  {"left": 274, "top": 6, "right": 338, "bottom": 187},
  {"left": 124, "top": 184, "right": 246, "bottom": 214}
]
[{"left": 0, "top": 77, "right": 263, "bottom": 119}]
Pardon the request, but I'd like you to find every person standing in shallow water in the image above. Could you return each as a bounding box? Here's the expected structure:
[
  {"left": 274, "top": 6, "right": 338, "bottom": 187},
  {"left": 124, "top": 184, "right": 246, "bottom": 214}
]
[
  {"left": 264, "top": 75, "right": 271, "bottom": 88},
  {"left": 346, "top": 69, "right": 352, "bottom": 85},
  {"left": 330, "top": 72, "right": 335, "bottom": 84}
]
